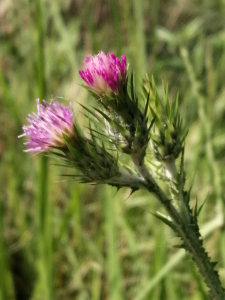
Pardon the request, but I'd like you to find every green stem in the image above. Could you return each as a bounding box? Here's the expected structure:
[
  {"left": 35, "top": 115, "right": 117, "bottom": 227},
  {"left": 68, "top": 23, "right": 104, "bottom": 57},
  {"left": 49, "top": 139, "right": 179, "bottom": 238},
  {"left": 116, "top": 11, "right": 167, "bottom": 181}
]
[
  {"left": 176, "top": 224, "right": 224, "bottom": 300},
  {"left": 131, "top": 154, "right": 182, "bottom": 224},
  {"left": 104, "top": 188, "right": 123, "bottom": 300},
  {"left": 0, "top": 199, "right": 11, "bottom": 299},
  {"left": 134, "top": 213, "right": 223, "bottom": 300},
  {"left": 131, "top": 155, "right": 225, "bottom": 299},
  {"left": 111, "top": 0, "right": 122, "bottom": 55},
  {"left": 35, "top": 0, "right": 53, "bottom": 299},
  {"left": 132, "top": 0, "right": 146, "bottom": 77}
]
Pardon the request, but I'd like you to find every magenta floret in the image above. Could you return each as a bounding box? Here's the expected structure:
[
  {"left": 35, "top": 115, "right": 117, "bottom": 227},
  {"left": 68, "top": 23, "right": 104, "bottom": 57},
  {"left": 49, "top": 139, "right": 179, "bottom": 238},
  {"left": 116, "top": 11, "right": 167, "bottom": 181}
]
[
  {"left": 79, "top": 51, "right": 127, "bottom": 94},
  {"left": 19, "top": 99, "right": 74, "bottom": 152}
]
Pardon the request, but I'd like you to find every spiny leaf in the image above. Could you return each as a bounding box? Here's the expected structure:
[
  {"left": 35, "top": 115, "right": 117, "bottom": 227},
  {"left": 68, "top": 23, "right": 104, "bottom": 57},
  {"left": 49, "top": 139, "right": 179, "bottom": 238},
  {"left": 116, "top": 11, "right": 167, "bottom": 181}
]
[
  {"left": 79, "top": 103, "right": 104, "bottom": 124},
  {"left": 211, "top": 261, "right": 218, "bottom": 268},
  {"left": 151, "top": 212, "right": 177, "bottom": 231},
  {"left": 173, "top": 243, "right": 185, "bottom": 249},
  {"left": 143, "top": 92, "right": 150, "bottom": 120},
  {"left": 130, "top": 73, "right": 135, "bottom": 102},
  {"left": 193, "top": 197, "right": 207, "bottom": 219},
  {"left": 175, "top": 93, "right": 179, "bottom": 115}
]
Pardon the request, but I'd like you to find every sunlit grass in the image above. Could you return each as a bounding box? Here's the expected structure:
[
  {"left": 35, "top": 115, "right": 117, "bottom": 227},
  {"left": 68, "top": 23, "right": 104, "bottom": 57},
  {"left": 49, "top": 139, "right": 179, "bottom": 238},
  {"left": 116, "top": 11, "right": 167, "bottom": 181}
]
[{"left": 1, "top": 0, "right": 225, "bottom": 299}]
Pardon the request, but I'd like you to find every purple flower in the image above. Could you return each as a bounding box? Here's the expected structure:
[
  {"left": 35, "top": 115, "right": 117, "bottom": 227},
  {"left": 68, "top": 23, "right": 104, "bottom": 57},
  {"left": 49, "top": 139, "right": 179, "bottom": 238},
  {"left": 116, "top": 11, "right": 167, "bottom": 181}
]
[
  {"left": 79, "top": 51, "right": 127, "bottom": 94},
  {"left": 19, "top": 99, "right": 74, "bottom": 152}
]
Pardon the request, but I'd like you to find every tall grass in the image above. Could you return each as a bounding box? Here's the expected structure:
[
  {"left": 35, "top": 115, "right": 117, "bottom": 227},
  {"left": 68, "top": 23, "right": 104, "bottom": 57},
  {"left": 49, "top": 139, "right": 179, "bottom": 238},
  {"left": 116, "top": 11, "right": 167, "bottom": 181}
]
[{"left": 1, "top": 0, "right": 225, "bottom": 299}]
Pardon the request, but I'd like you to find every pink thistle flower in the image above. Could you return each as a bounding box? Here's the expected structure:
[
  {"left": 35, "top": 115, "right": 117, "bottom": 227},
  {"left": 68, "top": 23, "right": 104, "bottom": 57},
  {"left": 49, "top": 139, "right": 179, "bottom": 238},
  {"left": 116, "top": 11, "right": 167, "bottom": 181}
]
[
  {"left": 19, "top": 99, "right": 74, "bottom": 152},
  {"left": 79, "top": 51, "right": 127, "bottom": 94}
]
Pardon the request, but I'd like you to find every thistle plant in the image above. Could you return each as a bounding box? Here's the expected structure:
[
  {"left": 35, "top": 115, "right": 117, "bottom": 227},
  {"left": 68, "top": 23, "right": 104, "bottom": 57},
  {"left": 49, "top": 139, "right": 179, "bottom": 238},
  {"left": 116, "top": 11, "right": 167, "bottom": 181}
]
[{"left": 20, "top": 52, "right": 225, "bottom": 300}]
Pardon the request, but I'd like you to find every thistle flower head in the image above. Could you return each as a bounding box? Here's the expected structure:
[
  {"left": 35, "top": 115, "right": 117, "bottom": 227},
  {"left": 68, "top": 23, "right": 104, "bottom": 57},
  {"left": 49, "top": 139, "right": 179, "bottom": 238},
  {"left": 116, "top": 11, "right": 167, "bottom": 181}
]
[
  {"left": 19, "top": 99, "right": 74, "bottom": 152},
  {"left": 79, "top": 51, "right": 127, "bottom": 94}
]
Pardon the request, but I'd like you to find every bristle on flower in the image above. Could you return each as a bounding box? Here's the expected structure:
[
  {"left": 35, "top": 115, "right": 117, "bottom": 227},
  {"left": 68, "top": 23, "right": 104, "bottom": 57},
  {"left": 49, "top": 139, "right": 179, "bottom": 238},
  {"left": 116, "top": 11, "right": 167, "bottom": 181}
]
[
  {"left": 79, "top": 51, "right": 127, "bottom": 94},
  {"left": 19, "top": 99, "right": 74, "bottom": 152}
]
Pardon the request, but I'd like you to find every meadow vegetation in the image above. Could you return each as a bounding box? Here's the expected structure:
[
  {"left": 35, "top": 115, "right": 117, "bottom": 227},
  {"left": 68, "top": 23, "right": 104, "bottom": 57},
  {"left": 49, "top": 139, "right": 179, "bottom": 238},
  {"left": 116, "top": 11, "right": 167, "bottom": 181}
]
[{"left": 1, "top": 0, "right": 225, "bottom": 299}]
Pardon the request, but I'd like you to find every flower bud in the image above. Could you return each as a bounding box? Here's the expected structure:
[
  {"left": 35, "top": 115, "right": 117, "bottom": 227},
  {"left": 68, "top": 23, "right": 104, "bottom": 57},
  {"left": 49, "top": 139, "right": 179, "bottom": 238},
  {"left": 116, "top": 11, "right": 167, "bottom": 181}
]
[{"left": 143, "top": 78, "right": 186, "bottom": 177}]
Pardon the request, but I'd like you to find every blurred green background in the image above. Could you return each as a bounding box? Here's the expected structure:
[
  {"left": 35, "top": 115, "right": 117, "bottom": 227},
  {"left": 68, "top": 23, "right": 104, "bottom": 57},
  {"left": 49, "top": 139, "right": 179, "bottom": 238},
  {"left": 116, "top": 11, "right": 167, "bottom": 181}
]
[{"left": 1, "top": 0, "right": 225, "bottom": 299}]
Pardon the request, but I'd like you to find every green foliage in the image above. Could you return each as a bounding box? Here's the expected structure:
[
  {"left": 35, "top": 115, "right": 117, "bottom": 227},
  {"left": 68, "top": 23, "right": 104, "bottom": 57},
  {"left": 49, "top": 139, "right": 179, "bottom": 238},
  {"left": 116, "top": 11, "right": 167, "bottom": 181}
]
[{"left": 1, "top": 0, "right": 225, "bottom": 299}]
